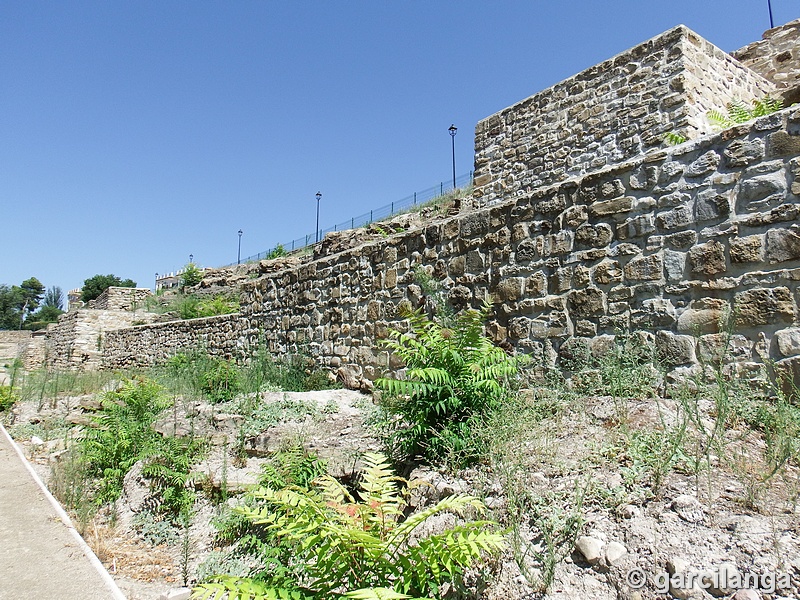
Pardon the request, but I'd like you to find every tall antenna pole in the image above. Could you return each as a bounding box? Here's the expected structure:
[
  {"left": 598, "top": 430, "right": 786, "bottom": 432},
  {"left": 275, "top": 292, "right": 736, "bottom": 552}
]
[{"left": 768, "top": 0, "right": 774, "bottom": 28}]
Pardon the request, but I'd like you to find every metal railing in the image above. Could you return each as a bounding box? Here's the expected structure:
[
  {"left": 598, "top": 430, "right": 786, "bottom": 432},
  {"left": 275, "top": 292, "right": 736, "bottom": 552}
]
[{"left": 225, "top": 171, "right": 474, "bottom": 266}]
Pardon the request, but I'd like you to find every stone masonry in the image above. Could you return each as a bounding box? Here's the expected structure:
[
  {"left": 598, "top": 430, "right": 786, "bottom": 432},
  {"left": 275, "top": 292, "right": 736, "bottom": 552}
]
[
  {"left": 472, "top": 25, "right": 773, "bottom": 206},
  {"left": 733, "top": 18, "right": 800, "bottom": 105},
  {"left": 221, "top": 105, "right": 800, "bottom": 386},
  {"left": 90, "top": 287, "right": 152, "bottom": 311}
]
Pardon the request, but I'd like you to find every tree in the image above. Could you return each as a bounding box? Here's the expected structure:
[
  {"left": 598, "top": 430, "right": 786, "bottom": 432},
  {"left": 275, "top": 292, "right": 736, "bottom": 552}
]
[
  {"left": 81, "top": 274, "right": 136, "bottom": 302},
  {"left": 180, "top": 263, "right": 203, "bottom": 289},
  {"left": 43, "top": 286, "right": 64, "bottom": 310},
  {"left": 0, "top": 278, "right": 44, "bottom": 330},
  {"left": 23, "top": 305, "right": 63, "bottom": 330}
]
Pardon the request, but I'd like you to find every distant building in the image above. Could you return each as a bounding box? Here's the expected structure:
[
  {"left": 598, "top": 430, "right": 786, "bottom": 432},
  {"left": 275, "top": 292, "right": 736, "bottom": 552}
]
[{"left": 67, "top": 288, "right": 83, "bottom": 311}]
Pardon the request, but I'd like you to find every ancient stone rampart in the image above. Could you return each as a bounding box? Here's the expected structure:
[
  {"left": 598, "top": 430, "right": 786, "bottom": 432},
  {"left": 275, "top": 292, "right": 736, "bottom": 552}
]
[
  {"left": 473, "top": 25, "right": 773, "bottom": 205},
  {"left": 91, "top": 287, "right": 152, "bottom": 311},
  {"left": 236, "top": 105, "right": 800, "bottom": 384},
  {"left": 45, "top": 309, "right": 153, "bottom": 370},
  {"left": 101, "top": 313, "right": 245, "bottom": 369},
  {"left": 733, "top": 18, "right": 800, "bottom": 105}
]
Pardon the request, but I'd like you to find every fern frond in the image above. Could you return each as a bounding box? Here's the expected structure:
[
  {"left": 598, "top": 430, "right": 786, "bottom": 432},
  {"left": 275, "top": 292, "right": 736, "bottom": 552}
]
[
  {"left": 192, "top": 577, "right": 315, "bottom": 600},
  {"left": 344, "top": 589, "right": 417, "bottom": 600}
]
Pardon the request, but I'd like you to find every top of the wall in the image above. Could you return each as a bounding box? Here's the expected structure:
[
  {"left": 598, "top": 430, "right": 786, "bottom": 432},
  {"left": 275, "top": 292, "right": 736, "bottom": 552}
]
[
  {"left": 472, "top": 23, "right": 774, "bottom": 205},
  {"left": 733, "top": 18, "right": 800, "bottom": 104}
]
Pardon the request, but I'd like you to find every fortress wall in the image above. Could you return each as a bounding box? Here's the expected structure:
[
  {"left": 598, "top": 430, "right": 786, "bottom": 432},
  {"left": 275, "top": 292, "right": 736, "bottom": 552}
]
[
  {"left": 238, "top": 105, "right": 800, "bottom": 384},
  {"left": 472, "top": 26, "right": 773, "bottom": 206},
  {"left": 101, "top": 313, "right": 245, "bottom": 369}
]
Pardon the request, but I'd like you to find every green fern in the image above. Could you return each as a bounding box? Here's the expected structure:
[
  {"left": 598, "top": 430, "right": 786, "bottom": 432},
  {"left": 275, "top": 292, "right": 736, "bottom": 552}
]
[
  {"left": 708, "top": 95, "right": 784, "bottom": 130},
  {"left": 193, "top": 452, "right": 505, "bottom": 599},
  {"left": 376, "top": 301, "right": 527, "bottom": 463}
]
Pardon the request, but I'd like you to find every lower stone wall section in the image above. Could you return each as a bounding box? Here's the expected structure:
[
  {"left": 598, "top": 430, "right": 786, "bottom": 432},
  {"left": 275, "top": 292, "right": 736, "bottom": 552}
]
[
  {"left": 101, "top": 313, "right": 246, "bottom": 369},
  {"left": 45, "top": 310, "right": 157, "bottom": 370},
  {"left": 91, "top": 287, "right": 152, "bottom": 311}
]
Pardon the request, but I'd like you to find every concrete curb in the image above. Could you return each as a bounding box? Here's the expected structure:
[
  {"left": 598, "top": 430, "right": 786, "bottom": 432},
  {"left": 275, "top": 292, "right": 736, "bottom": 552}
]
[{"left": 0, "top": 423, "right": 128, "bottom": 600}]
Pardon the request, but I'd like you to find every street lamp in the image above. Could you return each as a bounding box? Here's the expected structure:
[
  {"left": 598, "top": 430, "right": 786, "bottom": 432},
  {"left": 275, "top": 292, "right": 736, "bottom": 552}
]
[
  {"left": 155, "top": 273, "right": 158, "bottom": 292},
  {"left": 448, "top": 124, "right": 457, "bottom": 191},
  {"left": 189, "top": 254, "right": 193, "bottom": 264},
  {"left": 238, "top": 229, "right": 243, "bottom": 264},
  {"left": 315, "top": 192, "right": 322, "bottom": 243}
]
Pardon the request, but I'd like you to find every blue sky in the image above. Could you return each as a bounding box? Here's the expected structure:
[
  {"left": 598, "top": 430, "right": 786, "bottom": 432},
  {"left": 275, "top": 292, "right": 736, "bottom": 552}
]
[{"left": 1, "top": 1, "right": 797, "bottom": 297}]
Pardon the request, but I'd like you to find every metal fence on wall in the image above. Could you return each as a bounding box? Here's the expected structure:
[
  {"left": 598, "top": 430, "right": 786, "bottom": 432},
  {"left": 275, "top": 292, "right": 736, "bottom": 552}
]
[{"left": 226, "top": 171, "right": 473, "bottom": 266}]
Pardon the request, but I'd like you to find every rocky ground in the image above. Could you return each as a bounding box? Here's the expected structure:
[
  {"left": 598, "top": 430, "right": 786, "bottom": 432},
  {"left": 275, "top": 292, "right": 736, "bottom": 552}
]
[{"left": 3, "top": 378, "right": 800, "bottom": 600}]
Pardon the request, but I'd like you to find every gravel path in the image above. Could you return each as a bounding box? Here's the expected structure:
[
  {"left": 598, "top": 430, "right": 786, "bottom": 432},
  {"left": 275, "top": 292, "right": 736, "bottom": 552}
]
[{"left": 0, "top": 423, "right": 126, "bottom": 600}]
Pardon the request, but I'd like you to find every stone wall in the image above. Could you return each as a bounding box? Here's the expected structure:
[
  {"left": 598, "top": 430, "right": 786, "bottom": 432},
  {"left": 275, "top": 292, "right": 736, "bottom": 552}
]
[
  {"left": 91, "top": 287, "right": 152, "bottom": 311},
  {"left": 45, "top": 310, "right": 158, "bottom": 370},
  {"left": 733, "top": 19, "right": 800, "bottom": 105},
  {"left": 237, "top": 105, "right": 800, "bottom": 385},
  {"left": 473, "top": 25, "right": 773, "bottom": 206},
  {"left": 101, "top": 313, "right": 245, "bottom": 369}
]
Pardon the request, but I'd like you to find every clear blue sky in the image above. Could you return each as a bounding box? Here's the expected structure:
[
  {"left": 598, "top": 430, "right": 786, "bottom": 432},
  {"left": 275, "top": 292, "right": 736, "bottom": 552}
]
[{"left": 1, "top": 1, "right": 796, "bottom": 296}]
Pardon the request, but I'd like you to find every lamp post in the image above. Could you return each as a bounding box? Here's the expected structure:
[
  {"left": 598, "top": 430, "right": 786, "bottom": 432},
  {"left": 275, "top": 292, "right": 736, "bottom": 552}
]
[
  {"left": 315, "top": 191, "right": 322, "bottom": 243},
  {"left": 768, "top": 0, "right": 774, "bottom": 28},
  {"left": 155, "top": 273, "right": 158, "bottom": 292},
  {"left": 238, "top": 229, "right": 243, "bottom": 264},
  {"left": 189, "top": 254, "right": 193, "bottom": 265},
  {"left": 448, "top": 124, "right": 457, "bottom": 191}
]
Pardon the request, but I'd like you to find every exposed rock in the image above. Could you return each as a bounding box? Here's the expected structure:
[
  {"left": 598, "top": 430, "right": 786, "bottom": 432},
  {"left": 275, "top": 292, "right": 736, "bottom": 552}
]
[
  {"left": 671, "top": 494, "right": 705, "bottom": 523},
  {"left": 575, "top": 535, "right": 604, "bottom": 565}
]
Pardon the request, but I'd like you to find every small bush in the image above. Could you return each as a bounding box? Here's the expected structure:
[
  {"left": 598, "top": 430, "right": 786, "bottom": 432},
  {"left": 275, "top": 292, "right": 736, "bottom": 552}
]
[
  {"left": 202, "top": 360, "right": 241, "bottom": 403},
  {"left": 0, "top": 386, "right": 18, "bottom": 412},
  {"left": 376, "top": 301, "right": 527, "bottom": 465}
]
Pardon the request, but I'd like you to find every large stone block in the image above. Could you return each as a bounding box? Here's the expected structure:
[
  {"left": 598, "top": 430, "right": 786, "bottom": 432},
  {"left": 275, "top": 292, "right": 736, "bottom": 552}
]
[
  {"left": 677, "top": 298, "right": 730, "bottom": 334},
  {"left": 624, "top": 254, "right": 663, "bottom": 281},
  {"left": 734, "top": 287, "right": 795, "bottom": 327},
  {"left": 730, "top": 235, "right": 764, "bottom": 263},
  {"left": 568, "top": 287, "right": 607, "bottom": 318},
  {"left": 775, "top": 327, "right": 800, "bottom": 357},
  {"left": 655, "top": 330, "right": 696, "bottom": 366},
  {"left": 688, "top": 240, "right": 726, "bottom": 276},
  {"left": 765, "top": 227, "right": 800, "bottom": 263}
]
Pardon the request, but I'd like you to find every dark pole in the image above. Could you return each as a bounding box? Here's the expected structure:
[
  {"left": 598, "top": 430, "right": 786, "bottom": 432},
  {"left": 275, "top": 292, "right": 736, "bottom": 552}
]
[
  {"left": 189, "top": 254, "right": 193, "bottom": 266},
  {"left": 315, "top": 191, "right": 322, "bottom": 243},
  {"left": 155, "top": 273, "right": 158, "bottom": 291},
  {"left": 237, "top": 229, "right": 243, "bottom": 264},
  {"left": 767, "top": 0, "right": 774, "bottom": 28},
  {"left": 449, "top": 124, "right": 457, "bottom": 191}
]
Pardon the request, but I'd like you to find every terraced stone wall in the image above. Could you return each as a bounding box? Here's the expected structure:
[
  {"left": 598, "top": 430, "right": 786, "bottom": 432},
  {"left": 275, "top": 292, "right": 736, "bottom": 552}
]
[
  {"left": 472, "top": 25, "right": 774, "bottom": 206},
  {"left": 101, "top": 313, "right": 245, "bottom": 369},
  {"left": 239, "top": 106, "right": 800, "bottom": 384}
]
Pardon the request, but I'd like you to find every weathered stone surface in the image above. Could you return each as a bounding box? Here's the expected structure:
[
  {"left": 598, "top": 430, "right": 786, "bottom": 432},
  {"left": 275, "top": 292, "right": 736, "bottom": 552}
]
[
  {"left": 685, "top": 150, "right": 720, "bottom": 177},
  {"left": 723, "top": 137, "right": 765, "bottom": 167},
  {"left": 624, "top": 254, "right": 663, "bottom": 281},
  {"left": 688, "top": 240, "right": 726, "bottom": 275},
  {"left": 767, "top": 130, "right": 800, "bottom": 156},
  {"left": 737, "top": 173, "right": 786, "bottom": 208},
  {"left": 656, "top": 331, "right": 696, "bottom": 366},
  {"left": 729, "top": 234, "right": 764, "bottom": 263},
  {"left": 677, "top": 298, "right": 730, "bottom": 334},
  {"left": 734, "top": 287, "right": 795, "bottom": 327},
  {"left": 765, "top": 227, "right": 800, "bottom": 263},
  {"left": 663, "top": 249, "right": 686, "bottom": 282},
  {"left": 592, "top": 260, "right": 623, "bottom": 285},
  {"left": 589, "top": 196, "right": 634, "bottom": 218},
  {"left": 775, "top": 327, "right": 800, "bottom": 357},
  {"left": 575, "top": 223, "right": 613, "bottom": 247},
  {"left": 656, "top": 205, "right": 693, "bottom": 230},
  {"left": 568, "top": 288, "right": 606, "bottom": 318}
]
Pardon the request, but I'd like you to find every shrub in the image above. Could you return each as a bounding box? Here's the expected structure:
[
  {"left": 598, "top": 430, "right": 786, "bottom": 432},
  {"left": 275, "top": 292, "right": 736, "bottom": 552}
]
[
  {"left": 0, "top": 386, "right": 17, "bottom": 412},
  {"left": 202, "top": 359, "right": 241, "bottom": 403},
  {"left": 708, "top": 95, "right": 784, "bottom": 130},
  {"left": 181, "top": 263, "right": 204, "bottom": 289},
  {"left": 375, "top": 302, "right": 527, "bottom": 464},
  {"left": 194, "top": 452, "right": 505, "bottom": 599}
]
